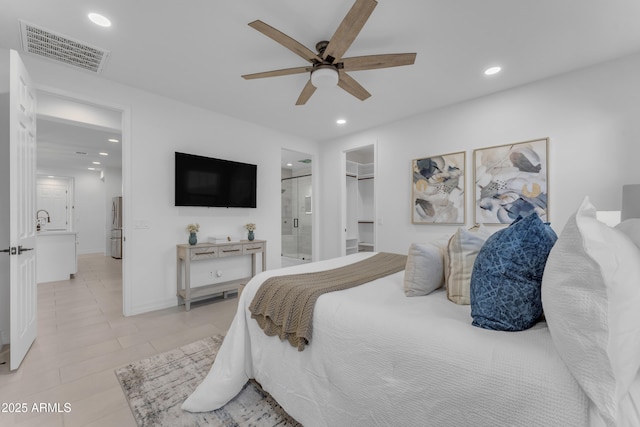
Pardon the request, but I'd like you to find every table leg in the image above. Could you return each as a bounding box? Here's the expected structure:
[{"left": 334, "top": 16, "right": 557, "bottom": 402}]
[{"left": 185, "top": 255, "right": 191, "bottom": 311}]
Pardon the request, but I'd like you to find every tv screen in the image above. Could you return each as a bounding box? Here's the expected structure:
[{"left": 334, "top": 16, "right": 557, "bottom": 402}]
[{"left": 175, "top": 152, "right": 257, "bottom": 208}]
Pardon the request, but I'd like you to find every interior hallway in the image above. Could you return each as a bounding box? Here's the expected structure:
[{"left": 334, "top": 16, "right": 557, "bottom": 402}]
[{"left": 0, "top": 253, "right": 238, "bottom": 426}]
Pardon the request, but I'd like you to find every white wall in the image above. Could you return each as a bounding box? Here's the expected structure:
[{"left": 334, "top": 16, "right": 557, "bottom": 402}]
[
  {"left": 75, "top": 171, "right": 107, "bottom": 254},
  {"left": 20, "top": 54, "right": 318, "bottom": 316},
  {"left": 319, "top": 52, "right": 640, "bottom": 260},
  {"left": 37, "top": 167, "right": 110, "bottom": 255}
]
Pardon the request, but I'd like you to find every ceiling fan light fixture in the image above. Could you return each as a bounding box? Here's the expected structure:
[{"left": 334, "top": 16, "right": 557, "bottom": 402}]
[{"left": 311, "top": 66, "right": 339, "bottom": 89}]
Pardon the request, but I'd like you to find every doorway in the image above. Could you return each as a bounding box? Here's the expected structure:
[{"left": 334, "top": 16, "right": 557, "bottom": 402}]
[
  {"left": 281, "top": 149, "right": 313, "bottom": 265},
  {"left": 35, "top": 90, "right": 125, "bottom": 296},
  {"left": 343, "top": 144, "right": 376, "bottom": 255}
]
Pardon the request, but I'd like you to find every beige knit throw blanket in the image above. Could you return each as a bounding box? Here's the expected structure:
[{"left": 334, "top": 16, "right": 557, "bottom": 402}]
[{"left": 249, "top": 252, "right": 407, "bottom": 351}]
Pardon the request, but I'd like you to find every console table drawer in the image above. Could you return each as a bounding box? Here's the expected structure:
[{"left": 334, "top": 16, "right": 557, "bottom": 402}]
[
  {"left": 218, "top": 245, "right": 244, "bottom": 258},
  {"left": 243, "top": 242, "right": 265, "bottom": 255},
  {"left": 190, "top": 247, "right": 219, "bottom": 260}
]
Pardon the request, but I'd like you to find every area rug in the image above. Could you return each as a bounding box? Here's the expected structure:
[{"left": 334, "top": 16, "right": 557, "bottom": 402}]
[{"left": 115, "top": 335, "right": 300, "bottom": 426}]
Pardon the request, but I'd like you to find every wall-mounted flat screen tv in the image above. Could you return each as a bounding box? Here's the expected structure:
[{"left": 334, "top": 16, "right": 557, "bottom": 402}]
[{"left": 175, "top": 152, "right": 257, "bottom": 208}]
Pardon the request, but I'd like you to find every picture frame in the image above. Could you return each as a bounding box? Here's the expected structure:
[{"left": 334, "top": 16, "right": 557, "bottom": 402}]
[
  {"left": 473, "top": 138, "right": 549, "bottom": 225},
  {"left": 411, "top": 151, "right": 465, "bottom": 224}
]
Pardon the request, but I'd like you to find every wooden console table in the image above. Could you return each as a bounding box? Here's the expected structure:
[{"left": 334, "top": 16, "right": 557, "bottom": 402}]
[{"left": 176, "top": 240, "right": 266, "bottom": 311}]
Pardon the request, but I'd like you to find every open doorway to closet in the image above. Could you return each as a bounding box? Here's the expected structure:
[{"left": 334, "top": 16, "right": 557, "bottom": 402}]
[
  {"left": 281, "top": 149, "right": 313, "bottom": 267},
  {"left": 344, "top": 145, "right": 375, "bottom": 255}
]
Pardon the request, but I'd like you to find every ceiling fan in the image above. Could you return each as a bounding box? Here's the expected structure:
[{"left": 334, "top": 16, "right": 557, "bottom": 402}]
[{"left": 241, "top": 0, "right": 417, "bottom": 105}]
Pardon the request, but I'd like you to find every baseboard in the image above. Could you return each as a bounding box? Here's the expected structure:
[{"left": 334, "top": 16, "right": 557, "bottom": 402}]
[
  {"left": 77, "top": 248, "right": 108, "bottom": 256},
  {"left": 126, "top": 298, "right": 176, "bottom": 317}
]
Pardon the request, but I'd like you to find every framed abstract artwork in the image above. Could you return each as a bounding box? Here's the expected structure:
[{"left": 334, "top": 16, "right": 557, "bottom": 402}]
[
  {"left": 473, "top": 138, "right": 549, "bottom": 225},
  {"left": 412, "top": 151, "right": 465, "bottom": 224}
]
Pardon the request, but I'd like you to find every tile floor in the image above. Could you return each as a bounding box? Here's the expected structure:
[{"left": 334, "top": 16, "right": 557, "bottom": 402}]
[
  {"left": 0, "top": 253, "right": 239, "bottom": 427},
  {"left": 280, "top": 256, "right": 311, "bottom": 268}
]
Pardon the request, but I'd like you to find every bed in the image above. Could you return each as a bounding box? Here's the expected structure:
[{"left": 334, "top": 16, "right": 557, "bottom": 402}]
[{"left": 182, "top": 199, "right": 640, "bottom": 427}]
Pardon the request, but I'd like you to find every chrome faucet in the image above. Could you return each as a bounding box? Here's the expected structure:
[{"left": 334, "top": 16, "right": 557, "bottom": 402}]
[{"left": 36, "top": 209, "right": 50, "bottom": 231}]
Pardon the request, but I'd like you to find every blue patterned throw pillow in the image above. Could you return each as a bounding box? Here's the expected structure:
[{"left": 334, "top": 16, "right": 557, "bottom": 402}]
[{"left": 470, "top": 213, "right": 557, "bottom": 331}]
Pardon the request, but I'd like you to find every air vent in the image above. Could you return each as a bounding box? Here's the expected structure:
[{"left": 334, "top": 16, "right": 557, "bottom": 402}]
[{"left": 19, "top": 20, "right": 110, "bottom": 73}]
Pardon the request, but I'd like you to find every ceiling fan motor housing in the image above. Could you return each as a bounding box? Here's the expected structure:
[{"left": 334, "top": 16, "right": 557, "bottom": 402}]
[{"left": 315, "top": 40, "right": 330, "bottom": 56}]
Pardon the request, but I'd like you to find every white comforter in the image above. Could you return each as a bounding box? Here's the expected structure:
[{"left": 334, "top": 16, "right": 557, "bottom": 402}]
[{"left": 183, "top": 253, "right": 594, "bottom": 426}]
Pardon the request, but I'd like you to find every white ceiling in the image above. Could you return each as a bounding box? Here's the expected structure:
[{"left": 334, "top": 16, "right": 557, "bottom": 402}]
[
  {"left": 2, "top": 1, "right": 640, "bottom": 144},
  {"left": 37, "top": 118, "right": 122, "bottom": 172},
  {"left": 281, "top": 149, "right": 313, "bottom": 174},
  {"left": 34, "top": 92, "right": 122, "bottom": 173}
]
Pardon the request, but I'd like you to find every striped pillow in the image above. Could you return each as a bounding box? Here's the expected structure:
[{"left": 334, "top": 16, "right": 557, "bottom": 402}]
[{"left": 443, "top": 225, "right": 491, "bottom": 304}]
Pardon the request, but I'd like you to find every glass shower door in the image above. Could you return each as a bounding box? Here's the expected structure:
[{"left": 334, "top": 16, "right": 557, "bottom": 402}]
[
  {"left": 295, "top": 175, "right": 312, "bottom": 260},
  {"left": 281, "top": 175, "right": 312, "bottom": 260}
]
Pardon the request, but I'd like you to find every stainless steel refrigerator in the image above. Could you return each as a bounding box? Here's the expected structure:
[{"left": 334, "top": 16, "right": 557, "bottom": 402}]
[{"left": 111, "top": 196, "right": 123, "bottom": 259}]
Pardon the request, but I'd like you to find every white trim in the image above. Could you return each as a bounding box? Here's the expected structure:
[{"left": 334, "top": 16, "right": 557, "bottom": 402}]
[
  {"left": 310, "top": 152, "right": 320, "bottom": 262},
  {"left": 126, "top": 298, "right": 177, "bottom": 317},
  {"left": 340, "top": 150, "right": 347, "bottom": 257}
]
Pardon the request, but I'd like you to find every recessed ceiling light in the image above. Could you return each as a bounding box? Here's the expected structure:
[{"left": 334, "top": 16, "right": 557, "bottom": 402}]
[
  {"left": 92, "top": 161, "right": 101, "bottom": 165},
  {"left": 287, "top": 163, "right": 293, "bottom": 167},
  {"left": 88, "top": 13, "right": 111, "bottom": 28},
  {"left": 336, "top": 119, "right": 347, "bottom": 125},
  {"left": 484, "top": 66, "right": 502, "bottom": 76},
  {"left": 88, "top": 167, "right": 96, "bottom": 170},
  {"left": 99, "top": 152, "right": 109, "bottom": 156},
  {"left": 108, "top": 138, "right": 119, "bottom": 143}
]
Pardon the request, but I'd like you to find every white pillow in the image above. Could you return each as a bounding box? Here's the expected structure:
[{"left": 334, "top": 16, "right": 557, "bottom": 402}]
[
  {"left": 443, "top": 225, "right": 491, "bottom": 304},
  {"left": 542, "top": 197, "right": 640, "bottom": 426},
  {"left": 404, "top": 243, "right": 444, "bottom": 297},
  {"left": 615, "top": 218, "right": 640, "bottom": 249}
]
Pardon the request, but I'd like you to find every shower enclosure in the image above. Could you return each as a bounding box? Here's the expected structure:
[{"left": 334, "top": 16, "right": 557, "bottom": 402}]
[{"left": 281, "top": 174, "right": 312, "bottom": 261}]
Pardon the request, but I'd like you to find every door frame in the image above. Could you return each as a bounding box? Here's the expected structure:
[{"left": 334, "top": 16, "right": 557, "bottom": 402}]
[{"left": 35, "top": 84, "right": 133, "bottom": 316}]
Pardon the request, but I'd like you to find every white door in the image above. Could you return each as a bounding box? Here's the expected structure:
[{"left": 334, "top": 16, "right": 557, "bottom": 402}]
[{"left": 9, "top": 50, "right": 37, "bottom": 370}]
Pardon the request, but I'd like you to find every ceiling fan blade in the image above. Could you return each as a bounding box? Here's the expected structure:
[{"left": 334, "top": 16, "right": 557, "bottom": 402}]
[
  {"left": 323, "top": 0, "right": 378, "bottom": 63},
  {"left": 242, "top": 66, "right": 312, "bottom": 80},
  {"left": 341, "top": 53, "right": 416, "bottom": 72},
  {"left": 249, "top": 20, "right": 321, "bottom": 63},
  {"left": 337, "top": 71, "right": 371, "bottom": 101},
  {"left": 296, "top": 80, "right": 317, "bottom": 105}
]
